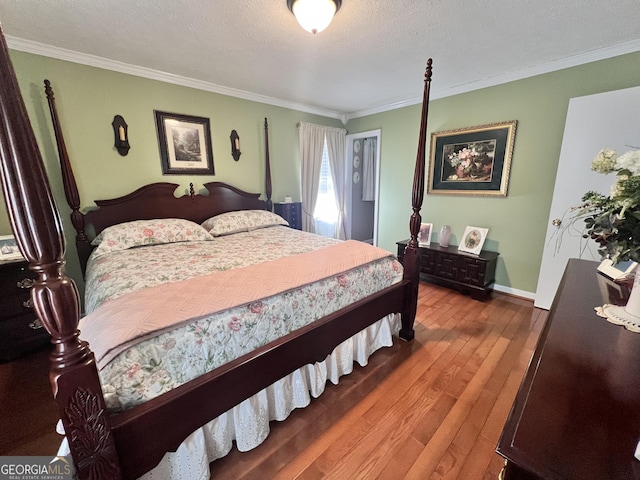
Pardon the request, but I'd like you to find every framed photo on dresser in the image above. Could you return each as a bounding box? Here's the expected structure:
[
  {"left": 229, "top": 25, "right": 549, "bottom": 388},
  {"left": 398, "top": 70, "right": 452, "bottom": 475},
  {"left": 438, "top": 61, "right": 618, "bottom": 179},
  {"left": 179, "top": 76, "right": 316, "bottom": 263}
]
[
  {"left": 458, "top": 226, "right": 488, "bottom": 255},
  {"left": 418, "top": 223, "right": 432, "bottom": 246},
  {"left": 597, "top": 258, "right": 637, "bottom": 280},
  {"left": 0, "top": 235, "right": 24, "bottom": 261}
]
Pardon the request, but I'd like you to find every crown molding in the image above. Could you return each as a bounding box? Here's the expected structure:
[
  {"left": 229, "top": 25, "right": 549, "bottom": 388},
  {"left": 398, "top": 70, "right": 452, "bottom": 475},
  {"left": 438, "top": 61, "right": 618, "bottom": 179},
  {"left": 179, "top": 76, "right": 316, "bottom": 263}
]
[
  {"left": 7, "top": 35, "right": 640, "bottom": 123},
  {"left": 345, "top": 38, "right": 640, "bottom": 121},
  {"left": 6, "top": 35, "right": 345, "bottom": 121}
]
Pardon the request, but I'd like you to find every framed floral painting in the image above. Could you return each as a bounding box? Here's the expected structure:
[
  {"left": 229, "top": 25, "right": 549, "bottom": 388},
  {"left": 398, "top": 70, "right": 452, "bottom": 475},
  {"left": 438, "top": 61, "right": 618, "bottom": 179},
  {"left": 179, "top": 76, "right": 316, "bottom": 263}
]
[{"left": 427, "top": 120, "right": 517, "bottom": 197}]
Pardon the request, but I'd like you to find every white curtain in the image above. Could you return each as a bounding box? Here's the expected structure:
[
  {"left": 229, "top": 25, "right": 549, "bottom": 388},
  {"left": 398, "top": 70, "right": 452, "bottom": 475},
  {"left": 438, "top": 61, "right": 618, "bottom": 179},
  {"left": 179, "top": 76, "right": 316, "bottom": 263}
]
[
  {"left": 362, "top": 138, "right": 376, "bottom": 202},
  {"left": 325, "top": 126, "right": 347, "bottom": 239},
  {"left": 298, "top": 122, "right": 347, "bottom": 237},
  {"left": 298, "top": 122, "right": 325, "bottom": 233}
]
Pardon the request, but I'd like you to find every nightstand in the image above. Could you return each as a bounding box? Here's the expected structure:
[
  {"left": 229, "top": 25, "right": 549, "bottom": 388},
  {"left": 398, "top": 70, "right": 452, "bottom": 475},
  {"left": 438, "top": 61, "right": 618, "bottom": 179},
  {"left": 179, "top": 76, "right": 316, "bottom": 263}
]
[
  {"left": 274, "top": 202, "right": 302, "bottom": 230},
  {"left": 0, "top": 259, "right": 49, "bottom": 361}
]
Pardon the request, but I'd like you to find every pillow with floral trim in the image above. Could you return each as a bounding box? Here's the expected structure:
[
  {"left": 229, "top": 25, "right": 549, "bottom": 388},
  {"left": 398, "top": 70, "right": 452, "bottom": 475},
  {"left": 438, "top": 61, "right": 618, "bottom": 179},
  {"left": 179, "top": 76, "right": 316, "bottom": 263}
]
[
  {"left": 202, "top": 210, "right": 289, "bottom": 236},
  {"left": 91, "top": 218, "right": 213, "bottom": 256}
]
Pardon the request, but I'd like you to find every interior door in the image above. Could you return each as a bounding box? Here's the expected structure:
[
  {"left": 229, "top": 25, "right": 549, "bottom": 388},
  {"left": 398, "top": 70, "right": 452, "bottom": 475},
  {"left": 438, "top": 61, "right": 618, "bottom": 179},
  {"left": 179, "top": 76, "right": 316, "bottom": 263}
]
[
  {"left": 535, "top": 85, "right": 640, "bottom": 309},
  {"left": 345, "top": 130, "right": 381, "bottom": 245}
]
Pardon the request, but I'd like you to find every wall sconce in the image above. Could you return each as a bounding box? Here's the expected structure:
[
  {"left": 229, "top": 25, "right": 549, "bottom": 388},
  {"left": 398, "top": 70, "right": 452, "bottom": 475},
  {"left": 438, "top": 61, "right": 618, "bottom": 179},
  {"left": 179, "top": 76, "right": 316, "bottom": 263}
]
[
  {"left": 112, "top": 115, "right": 130, "bottom": 156},
  {"left": 230, "top": 129, "right": 241, "bottom": 161}
]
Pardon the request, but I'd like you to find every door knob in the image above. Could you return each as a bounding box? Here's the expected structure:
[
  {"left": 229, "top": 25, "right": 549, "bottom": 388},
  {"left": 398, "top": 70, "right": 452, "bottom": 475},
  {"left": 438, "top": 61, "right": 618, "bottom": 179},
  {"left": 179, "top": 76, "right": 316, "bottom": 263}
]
[{"left": 552, "top": 218, "right": 562, "bottom": 226}]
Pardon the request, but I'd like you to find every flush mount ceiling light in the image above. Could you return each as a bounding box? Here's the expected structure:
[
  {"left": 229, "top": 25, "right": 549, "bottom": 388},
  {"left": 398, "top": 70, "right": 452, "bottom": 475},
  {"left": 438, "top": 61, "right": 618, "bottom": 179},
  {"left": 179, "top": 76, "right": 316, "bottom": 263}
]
[{"left": 287, "top": 0, "right": 342, "bottom": 35}]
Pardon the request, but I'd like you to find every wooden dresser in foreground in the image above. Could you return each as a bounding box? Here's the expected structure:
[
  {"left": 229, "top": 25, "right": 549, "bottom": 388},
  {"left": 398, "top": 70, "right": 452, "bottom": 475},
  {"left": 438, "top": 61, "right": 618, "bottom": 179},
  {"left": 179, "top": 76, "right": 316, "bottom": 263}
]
[
  {"left": 497, "top": 258, "right": 640, "bottom": 479},
  {"left": 0, "top": 260, "right": 49, "bottom": 362}
]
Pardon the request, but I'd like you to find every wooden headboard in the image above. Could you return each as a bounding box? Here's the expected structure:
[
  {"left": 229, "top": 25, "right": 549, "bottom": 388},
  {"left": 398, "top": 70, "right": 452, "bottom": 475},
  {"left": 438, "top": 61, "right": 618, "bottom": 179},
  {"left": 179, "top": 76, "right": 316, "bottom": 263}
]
[
  {"left": 44, "top": 80, "right": 274, "bottom": 273},
  {"left": 75, "top": 181, "right": 268, "bottom": 273},
  {"left": 84, "top": 182, "right": 267, "bottom": 237}
]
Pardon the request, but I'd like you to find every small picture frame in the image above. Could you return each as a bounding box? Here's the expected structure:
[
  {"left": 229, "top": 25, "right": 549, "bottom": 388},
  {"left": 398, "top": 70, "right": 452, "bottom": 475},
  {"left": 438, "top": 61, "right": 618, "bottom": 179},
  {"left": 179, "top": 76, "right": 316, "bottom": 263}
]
[
  {"left": 458, "top": 226, "right": 489, "bottom": 255},
  {"left": 154, "top": 110, "right": 215, "bottom": 175},
  {"left": 596, "top": 271, "right": 627, "bottom": 306},
  {"left": 418, "top": 223, "right": 433, "bottom": 246},
  {"left": 597, "top": 258, "right": 637, "bottom": 281},
  {"left": 0, "top": 234, "right": 24, "bottom": 261}
]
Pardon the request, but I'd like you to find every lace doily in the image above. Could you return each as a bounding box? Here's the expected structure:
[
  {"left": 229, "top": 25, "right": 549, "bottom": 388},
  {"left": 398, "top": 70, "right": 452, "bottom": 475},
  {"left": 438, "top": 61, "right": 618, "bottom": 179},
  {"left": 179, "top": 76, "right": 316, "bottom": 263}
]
[{"left": 595, "top": 304, "right": 640, "bottom": 333}]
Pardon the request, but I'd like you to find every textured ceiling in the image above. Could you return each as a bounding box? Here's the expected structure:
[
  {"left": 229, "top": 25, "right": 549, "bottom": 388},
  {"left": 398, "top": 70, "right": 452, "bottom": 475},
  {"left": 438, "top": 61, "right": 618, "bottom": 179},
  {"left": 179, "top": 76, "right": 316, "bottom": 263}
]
[{"left": 0, "top": 0, "right": 639, "bottom": 120}]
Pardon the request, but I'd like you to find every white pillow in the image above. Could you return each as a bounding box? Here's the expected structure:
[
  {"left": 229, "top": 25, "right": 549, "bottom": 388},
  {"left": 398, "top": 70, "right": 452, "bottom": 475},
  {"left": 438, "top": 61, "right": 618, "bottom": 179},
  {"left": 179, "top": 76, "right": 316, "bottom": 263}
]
[
  {"left": 201, "top": 210, "right": 289, "bottom": 236},
  {"left": 91, "top": 218, "right": 213, "bottom": 256}
]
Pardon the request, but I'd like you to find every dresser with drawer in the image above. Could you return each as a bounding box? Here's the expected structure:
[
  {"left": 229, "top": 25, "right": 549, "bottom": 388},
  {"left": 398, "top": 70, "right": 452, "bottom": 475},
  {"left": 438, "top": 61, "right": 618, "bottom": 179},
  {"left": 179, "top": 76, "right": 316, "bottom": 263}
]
[
  {"left": 0, "top": 260, "right": 49, "bottom": 361},
  {"left": 274, "top": 202, "right": 302, "bottom": 230},
  {"left": 396, "top": 240, "right": 499, "bottom": 300}
]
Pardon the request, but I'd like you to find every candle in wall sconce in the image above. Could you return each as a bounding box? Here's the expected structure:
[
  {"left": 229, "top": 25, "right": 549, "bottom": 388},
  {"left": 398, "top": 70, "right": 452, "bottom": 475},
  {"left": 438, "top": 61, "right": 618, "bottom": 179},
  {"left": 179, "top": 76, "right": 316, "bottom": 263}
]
[
  {"left": 230, "top": 129, "right": 241, "bottom": 161},
  {"left": 112, "top": 115, "right": 130, "bottom": 156}
]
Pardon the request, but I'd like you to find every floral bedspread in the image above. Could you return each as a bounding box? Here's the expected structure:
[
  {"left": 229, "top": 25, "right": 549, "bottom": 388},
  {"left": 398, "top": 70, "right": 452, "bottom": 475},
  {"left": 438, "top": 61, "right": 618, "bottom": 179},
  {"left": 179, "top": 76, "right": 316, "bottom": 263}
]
[{"left": 83, "top": 226, "right": 403, "bottom": 411}]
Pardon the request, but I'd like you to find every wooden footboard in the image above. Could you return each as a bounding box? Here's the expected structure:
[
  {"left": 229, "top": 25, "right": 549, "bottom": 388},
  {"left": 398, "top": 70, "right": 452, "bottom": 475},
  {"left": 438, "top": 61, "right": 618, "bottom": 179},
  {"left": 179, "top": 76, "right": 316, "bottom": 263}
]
[
  {"left": 112, "top": 281, "right": 409, "bottom": 478},
  {"left": 0, "top": 22, "right": 432, "bottom": 479}
]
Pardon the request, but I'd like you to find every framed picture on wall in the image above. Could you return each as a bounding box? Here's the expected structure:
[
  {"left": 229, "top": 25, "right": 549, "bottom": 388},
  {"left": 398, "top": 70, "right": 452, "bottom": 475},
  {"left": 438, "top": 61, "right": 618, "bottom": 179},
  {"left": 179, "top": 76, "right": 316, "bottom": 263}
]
[
  {"left": 154, "top": 110, "right": 215, "bottom": 175},
  {"left": 427, "top": 120, "right": 517, "bottom": 197}
]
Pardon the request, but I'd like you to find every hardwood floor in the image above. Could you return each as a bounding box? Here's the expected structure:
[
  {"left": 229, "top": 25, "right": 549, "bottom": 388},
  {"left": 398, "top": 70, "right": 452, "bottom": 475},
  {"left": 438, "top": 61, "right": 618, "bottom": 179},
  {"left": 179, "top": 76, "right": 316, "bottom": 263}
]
[
  {"left": 0, "top": 343, "right": 59, "bottom": 456},
  {"left": 0, "top": 282, "right": 545, "bottom": 479}
]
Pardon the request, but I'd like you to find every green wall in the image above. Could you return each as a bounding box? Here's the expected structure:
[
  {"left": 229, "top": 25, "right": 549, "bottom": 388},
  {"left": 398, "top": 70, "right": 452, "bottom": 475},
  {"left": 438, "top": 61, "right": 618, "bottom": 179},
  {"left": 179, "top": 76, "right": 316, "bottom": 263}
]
[
  {"left": 2, "top": 49, "right": 640, "bottom": 297},
  {"left": 0, "top": 50, "right": 342, "bottom": 290},
  {"left": 347, "top": 51, "right": 640, "bottom": 295}
]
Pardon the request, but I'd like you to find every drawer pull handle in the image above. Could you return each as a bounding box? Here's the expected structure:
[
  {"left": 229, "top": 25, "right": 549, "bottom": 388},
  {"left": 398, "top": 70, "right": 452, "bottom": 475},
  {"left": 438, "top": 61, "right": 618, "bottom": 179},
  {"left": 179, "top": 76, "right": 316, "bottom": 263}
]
[
  {"left": 23, "top": 298, "right": 33, "bottom": 309},
  {"left": 28, "top": 318, "right": 43, "bottom": 330},
  {"left": 16, "top": 278, "right": 35, "bottom": 289},
  {"left": 498, "top": 460, "right": 507, "bottom": 480}
]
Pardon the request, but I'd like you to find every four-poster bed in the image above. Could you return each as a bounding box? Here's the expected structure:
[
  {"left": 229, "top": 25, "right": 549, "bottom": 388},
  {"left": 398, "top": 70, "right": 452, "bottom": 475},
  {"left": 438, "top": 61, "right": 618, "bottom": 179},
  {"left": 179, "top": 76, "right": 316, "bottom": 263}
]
[{"left": 0, "top": 23, "right": 433, "bottom": 479}]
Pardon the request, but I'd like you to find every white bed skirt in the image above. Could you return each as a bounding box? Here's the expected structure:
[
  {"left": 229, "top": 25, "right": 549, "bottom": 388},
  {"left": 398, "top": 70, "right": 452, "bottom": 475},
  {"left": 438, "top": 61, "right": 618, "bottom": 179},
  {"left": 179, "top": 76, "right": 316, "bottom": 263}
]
[{"left": 58, "top": 313, "right": 400, "bottom": 479}]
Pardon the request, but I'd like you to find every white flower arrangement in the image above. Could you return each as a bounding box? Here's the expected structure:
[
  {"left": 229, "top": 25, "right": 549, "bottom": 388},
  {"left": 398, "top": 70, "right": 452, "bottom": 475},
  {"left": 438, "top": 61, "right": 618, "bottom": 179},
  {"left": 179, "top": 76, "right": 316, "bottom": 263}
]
[{"left": 577, "top": 147, "right": 640, "bottom": 263}]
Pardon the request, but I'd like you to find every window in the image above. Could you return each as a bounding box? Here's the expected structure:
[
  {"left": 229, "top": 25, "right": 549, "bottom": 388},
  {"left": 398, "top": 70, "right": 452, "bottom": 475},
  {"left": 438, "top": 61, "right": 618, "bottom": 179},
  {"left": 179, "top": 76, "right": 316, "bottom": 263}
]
[{"left": 313, "top": 139, "right": 339, "bottom": 237}]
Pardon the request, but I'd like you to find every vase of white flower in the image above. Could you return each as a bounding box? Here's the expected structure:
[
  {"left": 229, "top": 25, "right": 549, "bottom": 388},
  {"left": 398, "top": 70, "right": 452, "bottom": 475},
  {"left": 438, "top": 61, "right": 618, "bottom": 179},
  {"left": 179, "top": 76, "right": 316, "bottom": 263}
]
[{"left": 583, "top": 147, "right": 640, "bottom": 329}]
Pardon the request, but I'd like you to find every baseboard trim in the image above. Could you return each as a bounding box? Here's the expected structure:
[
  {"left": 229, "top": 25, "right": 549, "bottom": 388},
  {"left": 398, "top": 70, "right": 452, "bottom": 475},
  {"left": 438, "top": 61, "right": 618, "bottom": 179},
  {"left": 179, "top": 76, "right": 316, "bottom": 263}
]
[{"left": 493, "top": 284, "right": 535, "bottom": 301}]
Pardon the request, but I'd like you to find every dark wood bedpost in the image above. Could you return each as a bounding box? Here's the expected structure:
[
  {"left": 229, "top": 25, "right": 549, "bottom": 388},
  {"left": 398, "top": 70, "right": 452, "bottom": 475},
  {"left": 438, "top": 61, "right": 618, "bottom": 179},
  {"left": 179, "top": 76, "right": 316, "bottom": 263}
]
[
  {"left": 43, "top": 79, "right": 92, "bottom": 275},
  {"left": 0, "top": 28, "right": 122, "bottom": 479},
  {"left": 400, "top": 58, "right": 433, "bottom": 341},
  {"left": 264, "top": 118, "right": 273, "bottom": 211}
]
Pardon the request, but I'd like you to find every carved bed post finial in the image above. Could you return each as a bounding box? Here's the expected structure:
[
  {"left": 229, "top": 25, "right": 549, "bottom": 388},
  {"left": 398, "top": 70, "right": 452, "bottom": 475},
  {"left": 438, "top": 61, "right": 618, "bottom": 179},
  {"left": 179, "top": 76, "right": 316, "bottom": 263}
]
[
  {"left": 189, "top": 182, "right": 195, "bottom": 199},
  {"left": 400, "top": 58, "right": 433, "bottom": 341},
  {"left": 264, "top": 118, "right": 273, "bottom": 212},
  {"left": 0, "top": 31, "right": 122, "bottom": 478},
  {"left": 44, "top": 79, "right": 92, "bottom": 275}
]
